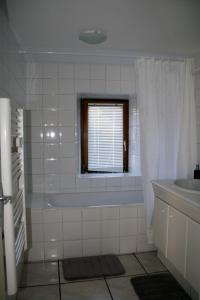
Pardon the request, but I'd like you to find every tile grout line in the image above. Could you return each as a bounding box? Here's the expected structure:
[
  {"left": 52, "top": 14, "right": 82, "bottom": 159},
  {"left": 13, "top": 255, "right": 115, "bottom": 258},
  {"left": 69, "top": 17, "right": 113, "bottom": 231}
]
[
  {"left": 104, "top": 277, "right": 114, "bottom": 300},
  {"left": 58, "top": 260, "right": 62, "bottom": 300},
  {"left": 133, "top": 253, "right": 148, "bottom": 275}
]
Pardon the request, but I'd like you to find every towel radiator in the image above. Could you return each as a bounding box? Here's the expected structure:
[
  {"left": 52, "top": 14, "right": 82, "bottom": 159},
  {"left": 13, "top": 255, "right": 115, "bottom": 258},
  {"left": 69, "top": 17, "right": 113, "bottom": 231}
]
[{"left": 0, "top": 98, "right": 27, "bottom": 296}]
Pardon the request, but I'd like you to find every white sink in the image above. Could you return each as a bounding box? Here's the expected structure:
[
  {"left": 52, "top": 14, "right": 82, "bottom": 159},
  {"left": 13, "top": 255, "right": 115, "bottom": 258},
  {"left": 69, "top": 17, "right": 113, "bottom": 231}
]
[{"left": 174, "top": 179, "right": 200, "bottom": 194}]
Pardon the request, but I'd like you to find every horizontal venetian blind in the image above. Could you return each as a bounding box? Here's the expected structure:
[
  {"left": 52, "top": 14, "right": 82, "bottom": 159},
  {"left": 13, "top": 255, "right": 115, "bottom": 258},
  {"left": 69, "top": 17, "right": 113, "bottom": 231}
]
[{"left": 88, "top": 104, "right": 123, "bottom": 172}]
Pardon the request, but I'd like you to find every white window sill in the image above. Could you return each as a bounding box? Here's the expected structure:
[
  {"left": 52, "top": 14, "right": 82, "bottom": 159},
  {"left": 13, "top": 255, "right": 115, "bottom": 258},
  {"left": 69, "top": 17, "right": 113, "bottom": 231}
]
[{"left": 77, "top": 173, "right": 140, "bottom": 179}]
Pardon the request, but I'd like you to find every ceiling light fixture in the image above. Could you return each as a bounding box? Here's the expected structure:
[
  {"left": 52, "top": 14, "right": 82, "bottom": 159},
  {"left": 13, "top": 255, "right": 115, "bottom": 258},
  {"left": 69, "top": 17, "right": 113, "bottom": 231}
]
[{"left": 79, "top": 29, "right": 107, "bottom": 45}]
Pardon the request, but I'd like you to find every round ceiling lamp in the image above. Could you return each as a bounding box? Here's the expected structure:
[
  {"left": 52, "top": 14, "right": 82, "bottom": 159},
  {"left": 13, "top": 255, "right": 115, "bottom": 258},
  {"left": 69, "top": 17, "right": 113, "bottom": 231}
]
[{"left": 79, "top": 29, "right": 107, "bottom": 45}]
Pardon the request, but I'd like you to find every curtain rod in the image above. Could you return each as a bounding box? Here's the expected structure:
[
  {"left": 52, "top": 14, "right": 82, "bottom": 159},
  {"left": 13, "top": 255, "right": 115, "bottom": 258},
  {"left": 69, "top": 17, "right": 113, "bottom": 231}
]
[{"left": 18, "top": 50, "right": 186, "bottom": 62}]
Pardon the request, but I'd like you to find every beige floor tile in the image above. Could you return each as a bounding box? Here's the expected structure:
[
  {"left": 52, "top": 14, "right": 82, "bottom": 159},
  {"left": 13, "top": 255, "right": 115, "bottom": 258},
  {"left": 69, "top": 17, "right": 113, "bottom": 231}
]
[
  {"left": 106, "top": 276, "right": 139, "bottom": 300},
  {"left": 136, "top": 252, "right": 167, "bottom": 273},
  {"left": 113, "top": 255, "right": 145, "bottom": 277},
  {"left": 20, "top": 261, "right": 59, "bottom": 287},
  {"left": 61, "top": 280, "right": 111, "bottom": 300},
  {"left": 17, "top": 285, "right": 60, "bottom": 300}
]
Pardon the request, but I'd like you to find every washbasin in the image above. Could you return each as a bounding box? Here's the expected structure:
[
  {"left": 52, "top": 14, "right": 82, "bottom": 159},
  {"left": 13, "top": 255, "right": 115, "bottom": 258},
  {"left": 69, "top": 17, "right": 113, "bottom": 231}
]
[{"left": 174, "top": 179, "right": 200, "bottom": 194}]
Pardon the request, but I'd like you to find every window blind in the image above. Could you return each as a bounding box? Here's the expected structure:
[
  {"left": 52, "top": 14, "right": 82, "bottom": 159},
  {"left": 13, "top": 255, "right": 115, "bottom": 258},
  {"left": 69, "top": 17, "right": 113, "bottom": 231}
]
[{"left": 88, "top": 104, "right": 123, "bottom": 172}]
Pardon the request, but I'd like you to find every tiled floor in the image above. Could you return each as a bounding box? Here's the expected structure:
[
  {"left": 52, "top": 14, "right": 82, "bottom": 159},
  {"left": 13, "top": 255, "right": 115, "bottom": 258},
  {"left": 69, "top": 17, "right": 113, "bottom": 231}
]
[{"left": 17, "top": 252, "right": 167, "bottom": 300}]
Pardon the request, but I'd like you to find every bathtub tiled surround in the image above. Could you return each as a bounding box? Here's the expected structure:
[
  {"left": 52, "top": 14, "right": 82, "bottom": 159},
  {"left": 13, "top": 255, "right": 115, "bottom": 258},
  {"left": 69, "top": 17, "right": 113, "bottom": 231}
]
[
  {"left": 26, "top": 204, "right": 154, "bottom": 262},
  {"left": 25, "top": 62, "right": 141, "bottom": 194}
]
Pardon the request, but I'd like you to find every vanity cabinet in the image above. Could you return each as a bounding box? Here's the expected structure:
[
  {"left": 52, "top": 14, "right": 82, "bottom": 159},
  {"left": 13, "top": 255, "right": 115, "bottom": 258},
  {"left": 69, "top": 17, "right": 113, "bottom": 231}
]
[
  {"left": 186, "top": 219, "right": 200, "bottom": 292},
  {"left": 167, "top": 206, "right": 187, "bottom": 276},
  {"left": 154, "top": 197, "right": 168, "bottom": 255},
  {"left": 154, "top": 196, "right": 200, "bottom": 293}
]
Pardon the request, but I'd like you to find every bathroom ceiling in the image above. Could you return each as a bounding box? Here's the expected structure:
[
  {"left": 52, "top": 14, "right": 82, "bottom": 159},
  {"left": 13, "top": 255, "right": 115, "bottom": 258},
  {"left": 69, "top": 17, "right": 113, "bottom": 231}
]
[{"left": 6, "top": 0, "right": 200, "bottom": 57}]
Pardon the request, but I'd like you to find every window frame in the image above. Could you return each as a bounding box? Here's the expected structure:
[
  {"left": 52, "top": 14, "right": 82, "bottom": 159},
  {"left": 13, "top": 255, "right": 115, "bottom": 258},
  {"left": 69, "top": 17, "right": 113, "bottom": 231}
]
[{"left": 81, "top": 98, "right": 129, "bottom": 174}]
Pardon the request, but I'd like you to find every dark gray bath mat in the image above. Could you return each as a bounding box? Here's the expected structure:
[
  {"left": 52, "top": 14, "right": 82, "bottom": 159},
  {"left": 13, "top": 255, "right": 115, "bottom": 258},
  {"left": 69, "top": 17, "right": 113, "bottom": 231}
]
[
  {"left": 131, "top": 273, "right": 191, "bottom": 300},
  {"left": 62, "top": 254, "right": 125, "bottom": 280}
]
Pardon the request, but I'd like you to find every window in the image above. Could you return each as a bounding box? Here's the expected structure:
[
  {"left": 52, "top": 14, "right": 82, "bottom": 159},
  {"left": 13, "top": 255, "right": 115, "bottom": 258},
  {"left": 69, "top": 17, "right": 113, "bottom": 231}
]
[{"left": 81, "top": 99, "right": 129, "bottom": 173}]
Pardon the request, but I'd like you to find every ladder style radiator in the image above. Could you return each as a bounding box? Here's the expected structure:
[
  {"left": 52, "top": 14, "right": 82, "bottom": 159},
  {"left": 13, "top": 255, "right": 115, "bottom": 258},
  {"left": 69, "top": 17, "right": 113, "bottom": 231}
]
[{"left": 0, "top": 98, "right": 27, "bottom": 296}]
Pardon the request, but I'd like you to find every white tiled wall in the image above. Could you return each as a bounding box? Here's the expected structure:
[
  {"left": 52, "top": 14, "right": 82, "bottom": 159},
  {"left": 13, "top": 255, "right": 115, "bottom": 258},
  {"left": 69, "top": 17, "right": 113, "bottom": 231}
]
[
  {"left": 0, "top": 9, "right": 27, "bottom": 107},
  {"left": 25, "top": 61, "right": 141, "bottom": 194},
  {"left": 194, "top": 58, "right": 200, "bottom": 162},
  {"left": 26, "top": 204, "right": 155, "bottom": 261}
]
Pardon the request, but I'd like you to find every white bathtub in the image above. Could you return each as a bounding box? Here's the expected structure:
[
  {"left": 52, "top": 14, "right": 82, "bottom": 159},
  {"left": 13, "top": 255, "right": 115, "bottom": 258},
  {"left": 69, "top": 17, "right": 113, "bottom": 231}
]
[
  {"left": 26, "top": 190, "right": 144, "bottom": 208},
  {"left": 25, "top": 191, "right": 155, "bottom": 262}
]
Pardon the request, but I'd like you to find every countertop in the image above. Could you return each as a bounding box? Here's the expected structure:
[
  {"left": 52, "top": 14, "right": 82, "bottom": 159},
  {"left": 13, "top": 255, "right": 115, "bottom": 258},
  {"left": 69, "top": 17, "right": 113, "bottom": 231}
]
[{"left": 152, "top": 180, "right": 200, "bottom": 224}]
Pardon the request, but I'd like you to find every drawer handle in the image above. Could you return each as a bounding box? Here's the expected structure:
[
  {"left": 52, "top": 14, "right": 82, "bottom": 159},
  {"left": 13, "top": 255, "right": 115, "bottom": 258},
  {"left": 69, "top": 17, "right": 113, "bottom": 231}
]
[{"left": 169, "top": 215, "right": 174, "bottom": 218}]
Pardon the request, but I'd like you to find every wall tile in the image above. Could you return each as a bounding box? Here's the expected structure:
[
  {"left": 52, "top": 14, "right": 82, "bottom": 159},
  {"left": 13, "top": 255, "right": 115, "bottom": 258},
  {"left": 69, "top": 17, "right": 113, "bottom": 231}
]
[
  {"left": 102, "top": 220, "right": 119, "bottom": 238},
  {"left": 75, "top": 79, "right": 90, "bottom": 93},
  {"left": 26, "top": 209, "right": 43, "bottom": 224},
  {"left": 63, "top": 222, "right": 82, "bottom": 240},
  {"left": 30, "top": 111, "right": 43, "bottom": 126},
  {"left": 44, "top": 223, "right": 62, "bottom": 242},
  {"left": 27, "top": 78, "right": 43, "bottom": 94},
  {"left": 120, "top": 236, "right": 137, "bottom": 253},
  {"left": 32, "top": 175, "right": 44, "bottom": 192},
  {"left": 44, "top": 241, "right": 63, "bottom": 260},
  {"left": 58, "top": 94, "right": 75, "bottom": 110},
  {"left": 90, "top": 64, "right": 106, "bottom": 80},
  {"left": 120, "top": 219, "right": 138, "bottom": 236},
  {"left": 121, "top": 65, "right": 135, "bottom": 81},
  {"left": 63, "top": 240, "right": 82, "bottom": 258},
  {"left": 26, "top": 95, "right": 43, "bottom": 110},
  {"left": 59, "top": 126, "right": 74, "bottom": 142},
  {"left": 43, "top": 110, "right": 58, "bottom": 126},
  {"left": 58, "top": 79, "right": 74, "bottom": 94},
  {"left": 90, "top": 80, "right": 106, "bottom": 93},
  {"left": 43, "top": 209, "right": 62, "bottom": 223},
  {"left": 137, "top": 205, "right": 145, "bottom": 218},
  {"left": 44, "top": 158, "right": 58, "bottom": 174},
  {"left": 59, "top": 174, "right": 76, "bottom": 190},
  {"left": 106, "top": 65, "right": 121, "bottom": 81},
  {"left": 26, "top": 242, "right": 44, "bottom": 261},
  {"left": 120, "top": 206, "right": 138, "bottom": 219},
  {"left": 31, "top": 158, "right": 43, "bottom": 175},
  {"left": 82, "top": 207, "right": 101, "bottom": 221},
  {"left": 58, "top": 158, "right": 76, "bottom": 174},
  {"left": 121, "top": 80, "right": 135, "bottom": 94},
  {"left": 27, "top": 224, "right": 44, "bottom": 242},
  {"left": 137, "top": 235, "right": 156, "bottom": 252},
  {"left": 43, "top": 63, "right": 58, "bottom": 78},
  {"left": 58, "top": 110, "right": 74, "bottom": 126},
  {"left": 83, "top": 221, "right": 101, "bottom": 239},
  {"left": 44, "top": 143, "right": 59, "bottom": 159},
  {"left": 106, "top": 80, "right": 121, "bottom": 93},
  {"left": 83, "top": 239, "right": 101, "bottom": 256},
  {"left": 43, "top": 95, "right": 58, "bottom": 109},
  {"left": 138, "top": 218, "right": 146, "bottom": 234},
  {"left": 62, "top": 208, "right": 82, "bottom": 222},
  {"left": 102, "top": 238, "right": 119, "bottom": 254},
  {"left": 101, "top": 207, "right": 119, "bottom": 220},
  {"left": 44, "top": 127, "right": 59, "bottom": 142},
  {"left": 28, "top": 143, "right": 43, "bottom": 158},
  {"left": 59, "top": 142, "right": 75, "bottom": 158},
  {"left": 28, "top": 127, "right": 44, "bottom": 143},
  {"left": 43, "top": 78, "right": 57, "bottom": 94},
  {"left": 58, "top": 63, "right": 74, "bottom": 78},
  {"left": 44, "top": 174, "right": 60, "bottom": 193},
  {"left": 75, "top": 64, "right": 90, "bottom": 79}
]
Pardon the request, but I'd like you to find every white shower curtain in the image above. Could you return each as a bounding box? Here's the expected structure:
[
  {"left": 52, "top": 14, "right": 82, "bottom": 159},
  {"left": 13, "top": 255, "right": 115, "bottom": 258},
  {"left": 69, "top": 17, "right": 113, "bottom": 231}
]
[{"left": 136, "top": 58, "right": 197, "bottom": 243}]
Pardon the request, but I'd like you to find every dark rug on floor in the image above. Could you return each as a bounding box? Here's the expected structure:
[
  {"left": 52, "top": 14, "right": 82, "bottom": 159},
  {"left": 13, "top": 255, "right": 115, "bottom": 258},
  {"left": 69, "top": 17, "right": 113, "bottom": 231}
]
[
  {"left": 131, "top": 273, "right": 191, "bottom": 300},
  {"left": 62, "top": 254, "right": 125, "bottom": 280}
]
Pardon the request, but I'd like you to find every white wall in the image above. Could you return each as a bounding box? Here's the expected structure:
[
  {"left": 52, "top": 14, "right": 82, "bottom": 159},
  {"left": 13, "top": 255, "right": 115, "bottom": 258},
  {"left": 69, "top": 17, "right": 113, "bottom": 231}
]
[
  {"left": 194, "top": 57, "right": 200, "bottom": 163},
  {"left": 25, "top": 61, "right": 142, "bottom": 196},
  {"left": 0, "top": 9, "right": 27, "bottom": 107}
]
